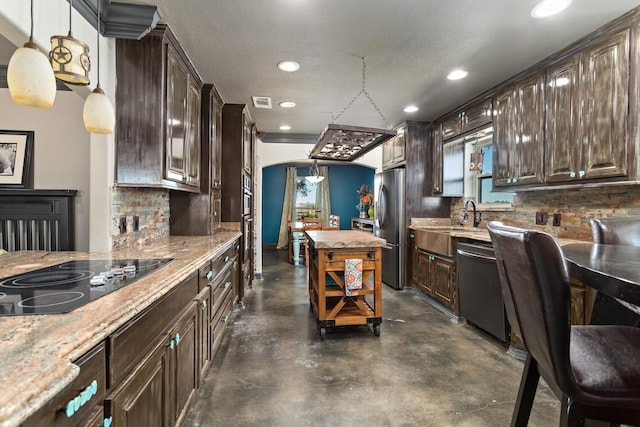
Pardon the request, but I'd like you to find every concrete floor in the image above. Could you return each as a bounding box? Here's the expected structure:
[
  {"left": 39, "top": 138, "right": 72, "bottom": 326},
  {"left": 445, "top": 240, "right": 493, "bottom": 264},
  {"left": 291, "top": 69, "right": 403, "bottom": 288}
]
[{"left": 183, "top": 249, "right": 561, "bottom": 426}]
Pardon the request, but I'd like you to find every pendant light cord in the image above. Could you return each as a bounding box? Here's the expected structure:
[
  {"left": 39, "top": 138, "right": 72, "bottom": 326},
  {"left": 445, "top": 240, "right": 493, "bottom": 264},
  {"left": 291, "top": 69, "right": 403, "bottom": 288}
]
[
  {"left": 69, "top": 0, "right": 73, "bottom": 33},
  {"left": 29, "top": 0, "right": 34, "bottom": 40},
  {"left": 96, "top": 0, "right": 100, "bottom": 85}
]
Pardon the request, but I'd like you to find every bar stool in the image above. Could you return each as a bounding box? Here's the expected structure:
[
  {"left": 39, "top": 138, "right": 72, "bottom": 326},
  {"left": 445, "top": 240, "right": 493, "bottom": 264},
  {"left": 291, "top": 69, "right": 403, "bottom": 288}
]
[
  {"left": 488, "top": 221, "right": 640, "bottom": 427},
  {"left": 302, "top": 218, "right": 323, "bottom": 266}
]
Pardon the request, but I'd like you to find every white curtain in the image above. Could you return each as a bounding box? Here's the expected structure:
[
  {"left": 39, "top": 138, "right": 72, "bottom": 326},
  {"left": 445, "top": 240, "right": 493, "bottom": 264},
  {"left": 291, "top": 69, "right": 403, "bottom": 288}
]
[
  {"left": 276, "top": 167, "right": 298, "bottom": 249},
  {"left": 315, "top": 166, "right": 331, "bottom": 225}
]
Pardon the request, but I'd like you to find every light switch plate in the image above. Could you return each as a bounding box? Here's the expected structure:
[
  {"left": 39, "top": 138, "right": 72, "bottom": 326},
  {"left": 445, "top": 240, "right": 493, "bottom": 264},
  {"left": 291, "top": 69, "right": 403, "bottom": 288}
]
[{"left": 535, "top": 212, "right": 548, "bottom": 225}]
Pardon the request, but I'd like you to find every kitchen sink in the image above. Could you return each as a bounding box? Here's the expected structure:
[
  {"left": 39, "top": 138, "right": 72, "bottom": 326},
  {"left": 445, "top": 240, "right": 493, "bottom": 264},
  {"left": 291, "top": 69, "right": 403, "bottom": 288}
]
[
  {"left": 413, "top": 227, "right": 485, "bottom": 257},
  {"left": 414, "top": 229, "right": 456, "bottom": 257}
]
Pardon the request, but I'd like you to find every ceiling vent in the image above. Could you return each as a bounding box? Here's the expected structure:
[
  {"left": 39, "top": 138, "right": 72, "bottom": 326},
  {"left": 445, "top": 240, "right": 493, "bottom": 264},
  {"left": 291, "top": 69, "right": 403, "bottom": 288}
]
[{"left": 252, "top": 96, "right": 272, "bottom": 109}]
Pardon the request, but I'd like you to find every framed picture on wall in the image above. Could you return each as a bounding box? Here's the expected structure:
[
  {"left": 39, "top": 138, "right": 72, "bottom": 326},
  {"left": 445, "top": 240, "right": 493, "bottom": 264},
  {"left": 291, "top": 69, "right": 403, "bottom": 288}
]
[{"left": 0, "top": 130, "right": 34, "bottom": 188}]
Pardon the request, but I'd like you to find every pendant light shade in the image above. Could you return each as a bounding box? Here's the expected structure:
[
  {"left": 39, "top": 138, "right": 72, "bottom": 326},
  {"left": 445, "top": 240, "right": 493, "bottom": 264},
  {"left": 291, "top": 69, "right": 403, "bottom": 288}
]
[
  {"left": 83, "top": 0, "right": 114, "bottom": 134},
  {"left": 83, "top": 84, "right": 115, "bottom": 134},
  {"left": 7, "top": 1, "right": 56, "bottom": 108},
  {"left": 50, "top": 0, "right": 90, "bottom": 85}
]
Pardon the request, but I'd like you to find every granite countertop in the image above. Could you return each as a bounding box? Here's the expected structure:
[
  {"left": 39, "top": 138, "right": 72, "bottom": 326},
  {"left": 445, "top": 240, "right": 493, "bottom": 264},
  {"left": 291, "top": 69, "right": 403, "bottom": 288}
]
[
  {"left": 0, "top": 231, "right": 241, "bottom": 427},
  {"left": 306, "top": 230, "right": 386, "bottom": 249},
  {"left": 410, "top": 224, "right": 586, "bottom": 247}
]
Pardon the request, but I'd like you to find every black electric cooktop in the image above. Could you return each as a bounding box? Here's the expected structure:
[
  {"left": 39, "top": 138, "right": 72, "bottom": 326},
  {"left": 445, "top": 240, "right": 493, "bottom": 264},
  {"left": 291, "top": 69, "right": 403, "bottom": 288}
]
[{"left": 0, "top": 258, "right": 173, "bottom": 316}]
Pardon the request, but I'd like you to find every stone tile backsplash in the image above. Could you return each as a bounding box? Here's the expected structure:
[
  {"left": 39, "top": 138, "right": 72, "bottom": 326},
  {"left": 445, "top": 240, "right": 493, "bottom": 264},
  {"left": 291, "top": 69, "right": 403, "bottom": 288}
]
[
  {"left": 111, "top": 187, "right": 170, "bottom": 248},
  {"left": 450, "top": 185, "right": 640, "bottom": 241}
]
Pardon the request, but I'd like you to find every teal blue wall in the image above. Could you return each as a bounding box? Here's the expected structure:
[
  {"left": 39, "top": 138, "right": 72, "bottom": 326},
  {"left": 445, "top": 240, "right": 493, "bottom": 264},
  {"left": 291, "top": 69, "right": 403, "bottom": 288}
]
[{"left": 262, "top": 164, "right": 375, "bottom": 245}]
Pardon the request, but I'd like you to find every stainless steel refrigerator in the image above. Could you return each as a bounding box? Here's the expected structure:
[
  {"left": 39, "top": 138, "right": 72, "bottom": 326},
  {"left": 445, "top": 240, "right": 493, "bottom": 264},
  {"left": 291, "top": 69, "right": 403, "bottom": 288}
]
[{"left": 374, "top": 168, "right": 405, "bottom": 289}]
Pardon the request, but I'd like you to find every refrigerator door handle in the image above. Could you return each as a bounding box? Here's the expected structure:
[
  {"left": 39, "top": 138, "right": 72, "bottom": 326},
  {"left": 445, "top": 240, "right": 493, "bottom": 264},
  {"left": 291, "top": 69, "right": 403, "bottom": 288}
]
[{"left": 377, "top": 183, "right": 386, "bottom": 229}]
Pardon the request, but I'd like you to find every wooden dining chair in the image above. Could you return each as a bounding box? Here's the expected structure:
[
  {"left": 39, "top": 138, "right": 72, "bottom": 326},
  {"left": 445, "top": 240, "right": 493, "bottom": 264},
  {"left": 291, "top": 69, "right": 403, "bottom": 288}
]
[
  {"left": 590, "top": 217, "right": 640, "bottom": 325},
  {"left": 487, "top": 221, "right": 640, "bottom": 427},
  {"left": 302, "top": 218, "right": 323, "bottom": 266}
]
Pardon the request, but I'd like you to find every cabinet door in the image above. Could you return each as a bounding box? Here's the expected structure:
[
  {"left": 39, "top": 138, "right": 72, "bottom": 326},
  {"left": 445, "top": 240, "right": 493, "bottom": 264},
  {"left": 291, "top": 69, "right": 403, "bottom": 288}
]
[
  {"left": 461, "top": 98, "right": 493, "bottom": 133},
  {"left": 168, "top": 302, "right": 198, "bottom": 427},
  {"left": 579, "top": 30, "right": 629, "bottom": 180},
  {"left": 442, "top": 139, "right": 464, "bottom": 197},
  {"left": 211, "top": 92, "right": 223, "bottom": 190},
  {"left": 242, "top": 115, "right": 253, "bottom": 175},
  {"left": 166, "top": 48, "right": 188, "bottom": 184},
  {"left": 105, "top": 338, "right": 169, "bottom": 427},
  {"left": 441, "top": 114, "right": 462, "bottom": 141},
  {"left": 493, "top": 88, "right": 516, "bottom": 186},
  {"left": 545, "top": 56, "right": 581, "bottom": 182},
  {"left": 185, "top": 79, "right": 201, "bottom": 187},
  {"left": 431, "top": 256, "right": 454, "bottom": 308},
  {"left": 414, "top": 249, "right": 432, "bottom": 295},
  {"left": 195, "top": 286, "right": 211, "bottom": 386},
  {"left": 515, "top": 74, "right": 545, "bottom": 185},
  {"left": 431, "top": 124, "right": 443, "bottom": 194}
]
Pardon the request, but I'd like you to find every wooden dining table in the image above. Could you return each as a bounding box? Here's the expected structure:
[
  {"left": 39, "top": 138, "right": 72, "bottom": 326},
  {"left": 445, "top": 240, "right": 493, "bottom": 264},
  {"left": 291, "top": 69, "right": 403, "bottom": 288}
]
[{"left": 563, "top": 243, "right": 640, "bottom": 307}]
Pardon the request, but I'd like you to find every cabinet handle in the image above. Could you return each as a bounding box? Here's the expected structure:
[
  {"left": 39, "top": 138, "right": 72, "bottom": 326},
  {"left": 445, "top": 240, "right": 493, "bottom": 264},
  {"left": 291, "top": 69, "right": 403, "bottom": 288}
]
[
  {"left": 206, "top": 271, "right": 213, "bottom": 280},
  {"left": 224, "top": 281, "right": 231, "bottom": 289},
  {"left": 512, "top": 178, "right": 518, "bottom": 183},
  {"left": 507, "top": 178, "right": 512, "bottom": 183},
  {"left": 65, "top": 379, "right": 98, "bottom": 418},
  {"left": 224, "top": 315, "right": 229, "bottom": 323},
  {"left": 235, "top": 244, "right": 240, "bottom": 251},
  {"left": 213, "top": 211, "right": 218, "bottom": 217},
  {"left": 224, "top": 256, "right": 229, "bottom": 262},
  {"left": 569, "top": 171, "right": 576, "bottom": 178},
  {"left": 103, "top": 417, "right": 113, "bottom": 427},
  {"left": 175, "top": 333, "right": 181, "bottom": 345},
  {"left": 409, "top": 234, "right": 415, "bottom": 238},
  {"left": 579, "top": 170, "right": 585, "bottom": 178},
  {"left": 201, "top": 300, "right": 207, "bottom": 308},
  {"left": 169, "top": 339, "right": 175, "bottom": 350}
]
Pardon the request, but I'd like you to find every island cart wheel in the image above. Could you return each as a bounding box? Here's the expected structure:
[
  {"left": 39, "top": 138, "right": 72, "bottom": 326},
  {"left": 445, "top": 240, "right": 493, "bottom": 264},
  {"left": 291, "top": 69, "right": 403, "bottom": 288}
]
[
  {"left": 319, "top": 326, "right": 326, "bottom": 340},
  {"left": 373, "top": 324, "right": 381, "bottom": 337}
]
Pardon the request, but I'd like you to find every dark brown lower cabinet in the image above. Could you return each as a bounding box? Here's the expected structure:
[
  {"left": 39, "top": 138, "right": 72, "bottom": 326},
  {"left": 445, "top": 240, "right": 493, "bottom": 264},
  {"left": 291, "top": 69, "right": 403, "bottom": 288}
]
[
  {"left": 412, "top": 248, "right": 456, "bottom": 312},
  {"left": 195, "top": 285, "right": 212, "bottom": 387},
  {"left": 168, "top": 302, "right": 198, "bottom": 426},
  {"left": 105, "top": 337, "right": 168, "bottom": 427}
]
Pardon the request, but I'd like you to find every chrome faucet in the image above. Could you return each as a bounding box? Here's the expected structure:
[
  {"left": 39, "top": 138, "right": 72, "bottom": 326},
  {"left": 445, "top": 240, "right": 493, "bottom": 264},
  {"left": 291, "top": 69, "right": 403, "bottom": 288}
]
[{"left": 463, "top": 199, "right": 481, "bottom": 228}]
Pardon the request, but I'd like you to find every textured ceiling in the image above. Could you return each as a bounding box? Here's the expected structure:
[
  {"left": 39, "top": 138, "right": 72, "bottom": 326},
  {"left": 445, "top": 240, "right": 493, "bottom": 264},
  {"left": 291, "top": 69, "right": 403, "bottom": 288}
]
[{"left": 4, "top": 1, "right": 640, "bottom": 139}]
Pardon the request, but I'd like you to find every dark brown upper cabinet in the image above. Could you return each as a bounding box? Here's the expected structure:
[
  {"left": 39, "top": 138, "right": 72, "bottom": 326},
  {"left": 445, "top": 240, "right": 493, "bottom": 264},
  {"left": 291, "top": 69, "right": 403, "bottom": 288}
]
[
  {"left": 493, "top": 73, "right": 545, "bottom": 188},
  {"left": 441, "top": 98, "right": 493, "bottom": 142},
  {"left": 115, "top": 24, "right": 203, "bottom": 192},
  {"left": 382, "top": 124, "right": 406, "bottom": 170},
  {"left": 546, "top": 30, "right": 629, "bottom": 183},
  {"left": 431, "top": 123, "right": 443, "bottom": 195}
]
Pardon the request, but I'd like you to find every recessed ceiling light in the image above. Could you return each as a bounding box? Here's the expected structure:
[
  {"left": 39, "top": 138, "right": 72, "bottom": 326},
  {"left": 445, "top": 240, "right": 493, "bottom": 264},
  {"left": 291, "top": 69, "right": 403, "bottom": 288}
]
[
  {"left": 279, "top": 101, "right": 296, "bottom": 108},
  {"left": 404, "top": 105, "right": 419, "bottom": 113},
  {"left": 279, "top": 125, "right": 291, "bottom": 131},
  {"left": 531, "top": 0, "right": 572, "bottom": 18},
  {"left": 447, "top": 69, "right": 468, "bottom": 80},
  {"left": 277, "top": 60, "right": 300, "bottom": 72}
]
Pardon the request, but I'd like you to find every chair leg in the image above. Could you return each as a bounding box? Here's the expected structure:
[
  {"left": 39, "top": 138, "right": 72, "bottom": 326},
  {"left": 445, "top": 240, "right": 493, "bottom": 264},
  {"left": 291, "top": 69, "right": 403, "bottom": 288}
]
[
  {"left": 562, "top": 398, "right": 586, "bottom": 427},
  {"left": 511, "top": 354, "right": 540, "bottom": 427}
]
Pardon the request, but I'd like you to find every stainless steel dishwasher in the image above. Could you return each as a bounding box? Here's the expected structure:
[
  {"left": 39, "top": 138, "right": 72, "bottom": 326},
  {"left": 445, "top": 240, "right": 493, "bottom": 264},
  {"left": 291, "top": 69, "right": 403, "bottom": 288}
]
[{"left": 457, "top": 241, "right": 509, "bottom": 343}]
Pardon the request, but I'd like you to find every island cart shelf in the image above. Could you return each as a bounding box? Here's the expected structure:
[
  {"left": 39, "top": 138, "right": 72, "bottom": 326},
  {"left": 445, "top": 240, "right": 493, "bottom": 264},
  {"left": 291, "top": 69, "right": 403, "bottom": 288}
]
[{"left": 306, "top": 230, "right": 386, "bottom": 339}]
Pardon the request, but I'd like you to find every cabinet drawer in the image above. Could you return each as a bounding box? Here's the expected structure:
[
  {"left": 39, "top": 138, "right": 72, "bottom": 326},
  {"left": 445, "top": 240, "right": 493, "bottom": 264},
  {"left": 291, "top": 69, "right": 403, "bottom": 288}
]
[
  {"left": 109, "top": 272, "right": 198, "bottom": 387},
  {"left": 211, "top": 293, "right": 234, "bottom": 353},
  {"left": 211, "top": 244, "right": 235, "bottom": 281},
  {"left": 24, "top": 343, "right": 106, "bottom": 427},
  {"left": 211, "top": 268, "right": 233, "bottom": 318}
]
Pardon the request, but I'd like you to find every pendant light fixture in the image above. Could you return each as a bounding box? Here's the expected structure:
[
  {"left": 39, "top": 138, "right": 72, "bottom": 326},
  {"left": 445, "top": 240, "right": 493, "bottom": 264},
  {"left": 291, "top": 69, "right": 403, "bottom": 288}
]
[
  {"left": 309, "top": 57, "right": 396, "bottom": 162},
  {"left": 305, "top": 159, "right": 325, "bottom": 183},
  {"left": 7, "top": 0, "right": 57, "bottom": 108},
  {"left": 83, "top": 0, "right": 115, "bottom": 134},
  {"left": 50, "top": 0, "right": 91, "bottom": 85}
]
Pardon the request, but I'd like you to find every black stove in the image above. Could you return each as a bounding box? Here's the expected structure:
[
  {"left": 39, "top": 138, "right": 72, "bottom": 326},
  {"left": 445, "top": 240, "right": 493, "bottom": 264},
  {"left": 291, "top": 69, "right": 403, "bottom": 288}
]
[{"left": 0, "top": 258, "right": 172, "bottom": 316}]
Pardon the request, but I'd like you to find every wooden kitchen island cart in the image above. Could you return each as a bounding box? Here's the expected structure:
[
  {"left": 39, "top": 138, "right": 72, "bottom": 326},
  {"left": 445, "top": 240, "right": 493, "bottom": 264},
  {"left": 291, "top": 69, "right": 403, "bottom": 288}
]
[{"left": 306, "top": 230, "right": 386, "bottom": 339}]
